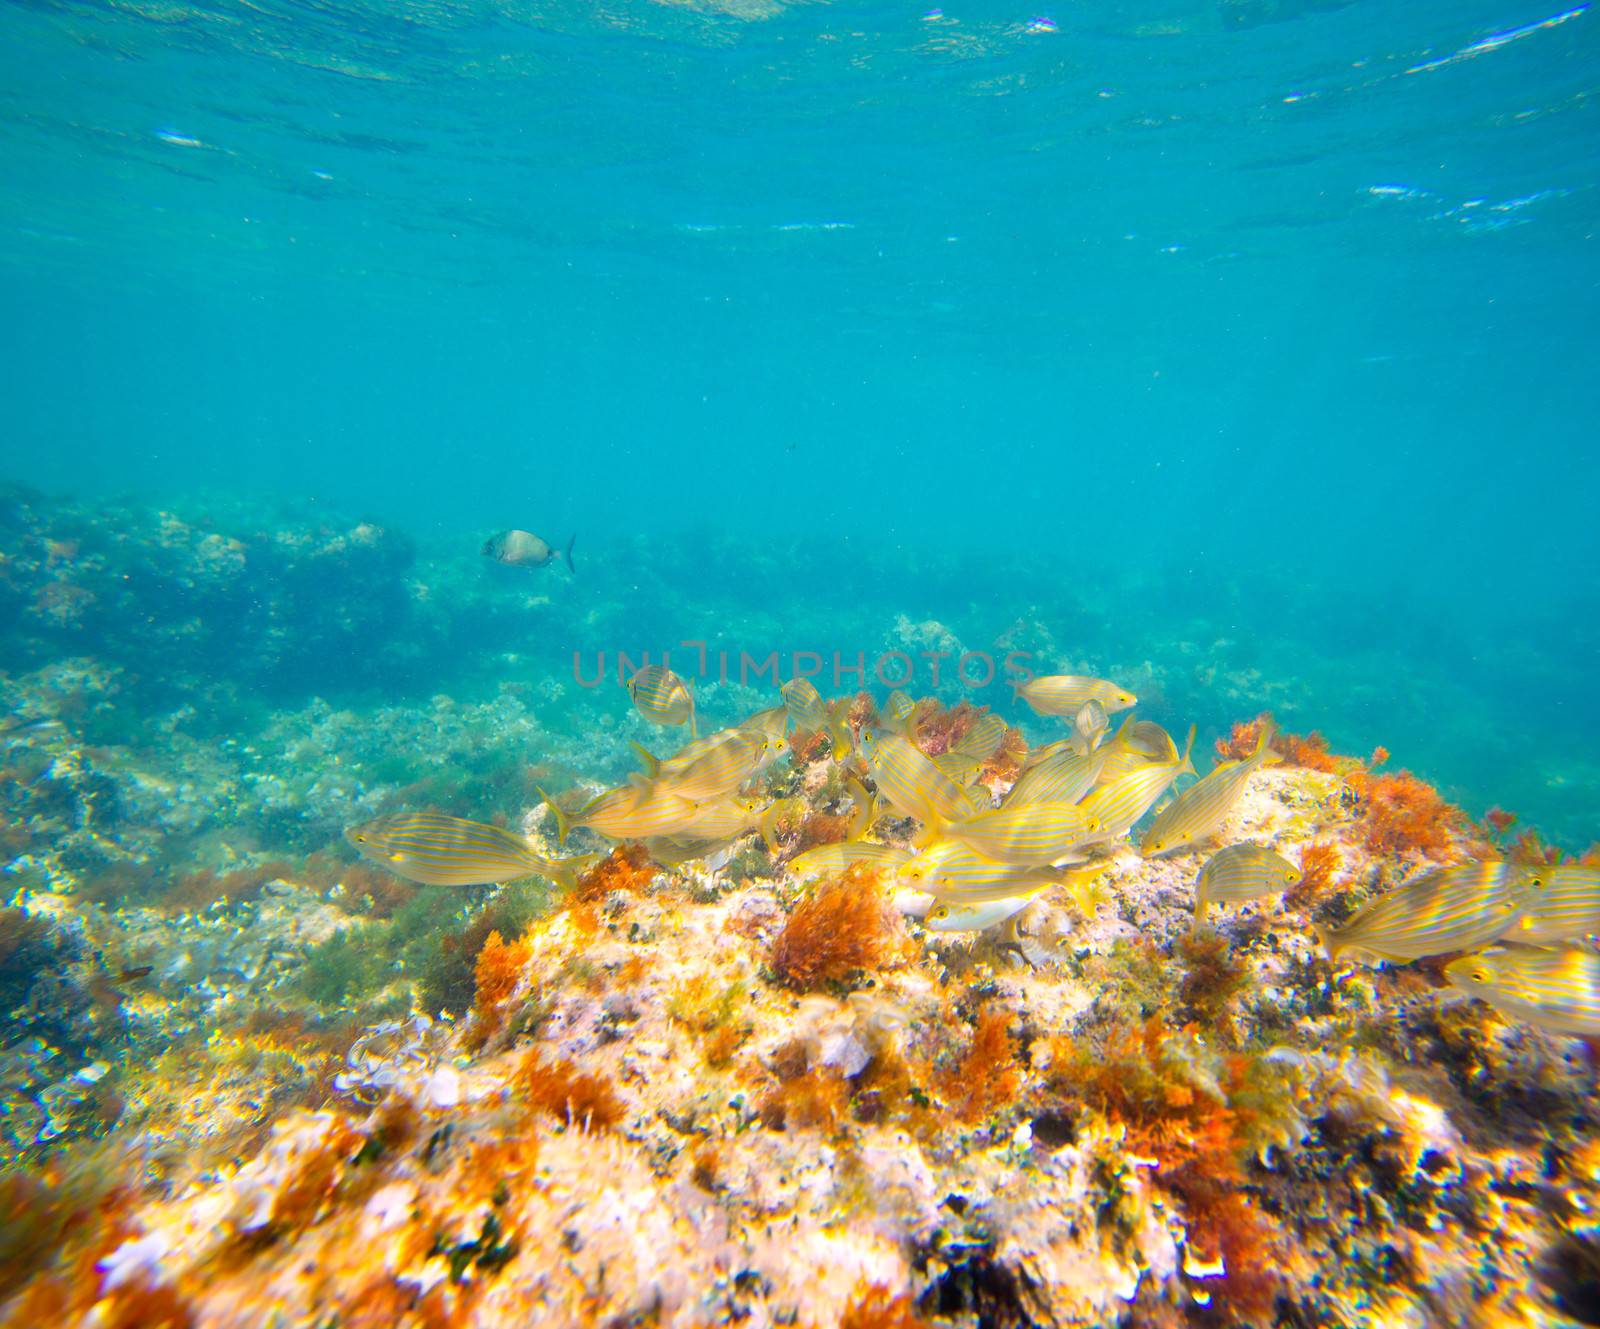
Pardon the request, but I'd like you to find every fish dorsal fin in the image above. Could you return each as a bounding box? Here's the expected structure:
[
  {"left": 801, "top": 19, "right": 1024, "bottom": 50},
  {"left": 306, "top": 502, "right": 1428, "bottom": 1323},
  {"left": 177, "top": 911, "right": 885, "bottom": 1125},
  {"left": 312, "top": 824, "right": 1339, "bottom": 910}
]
[{"left": 629, "top": 741, "right": 660, "bottom": 777}]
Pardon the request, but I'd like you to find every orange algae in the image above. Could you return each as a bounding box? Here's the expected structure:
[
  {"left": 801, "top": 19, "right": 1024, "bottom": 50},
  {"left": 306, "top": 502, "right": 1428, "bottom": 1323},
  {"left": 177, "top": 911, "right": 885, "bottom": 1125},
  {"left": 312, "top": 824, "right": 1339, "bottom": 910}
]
[
  {"left": 1348, "top": 769, "right": 1463, "bottom": 860},
  {"left": 839, "top": 1281, "right": 933, "bottom": 1329},
  {"left": 572, "top": 842, "right": 656, "bottom": 903},
  {"left": 514, "top": 1050, "right": 624, "bottom": 1131},
  {"left": 1215, "top": 711, "right": 1335, "bottom": 771},
  {"left": 938, "top": 1005, "right": 1023, "bottom": 1125},
  {"left": 468, "top": 929, "right": 532, "bottom": 1045},
  {"left": 758, "top": 1067, "right": 849, "bottom": 1133},
  {"left": 1286, "top": 841, "right": 1340, "bottom": 909},
  {"left": 1042, "top": 1022, "right": 1282, "bottom": 1321},
  {"left": 770, "top": 864, "right": 900, "bottom": 991}
]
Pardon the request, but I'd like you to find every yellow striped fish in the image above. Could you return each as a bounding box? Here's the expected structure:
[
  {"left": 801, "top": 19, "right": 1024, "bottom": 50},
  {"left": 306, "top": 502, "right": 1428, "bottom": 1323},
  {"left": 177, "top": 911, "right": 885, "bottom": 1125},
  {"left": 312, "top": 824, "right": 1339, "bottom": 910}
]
[
  {"left": 1316, "top": 861, "right": 1534, "bottom": 964},
  {"left": 934, "top": 752, "right": 984, "bottom": 785},
  {"left": 1078, "top": 725, "right": 1195, "bottom": 843},
  {"left": 952, "top": 713, "right": 1008, "bottom": 762},
  {"left": 346, "top": 812, "right": 556, "bottom": 886},
  {"left": 940, "top": 802, "right": 1101, "bottom": 866},
  {"left": 1140, "top": 721, "right": 1280, "bottom": 858},
  {"left": 924, "top": 888, "right": 1050, "bottom": 933},
  {"left": 666, "top": 794, "right": 770, "bottom": 841},
  {"left": 1095, "top": 718, "right": 1181, "bottom": 783},
  {"left": 781, "top": 677, "right": 827, "bottom": 731},
  {"left": 659, "top": 731, "right": 780, "bottom": 801},
  {"left": 1445, "top": 945, "right": 1600, "bottom": 1036},
  {"left": 1013, "top": 674, "right": 1136, "bottom": 717},
  {"left": 881, "top": 689, "right": 918, "bottom": 735},
  {"left": 1068, "top": 700, "right": 1108, "bottom": 757},
  {"left": 1505, "top": 865, "right": 1600, "bottom": 945},
  {"left": 859, "top": 731, "right": 975, "bottom": 827},
  {"left": 540, "top": 781, "right": 702, "bottom": 844},
  {"left": 901, "top": 841, "right": 1062, "bottom": 898},
  {"left": 788, "top": 841, "right": 914, "bottom": 878},
  {"left": 740, "top": 705, "right": 791, "bottom": 742},
  {"left": 845, "top": 777, "right": 878, "bottom": 840},
  {"left": 628, "top": 665, "right": 696, "bottom": 737},
  {"left": 1193, "top": 842, "right": 1301, "bottom": 921},
  {"left": 1002, "top": 742, "right": 1111, "bottom": 808}
]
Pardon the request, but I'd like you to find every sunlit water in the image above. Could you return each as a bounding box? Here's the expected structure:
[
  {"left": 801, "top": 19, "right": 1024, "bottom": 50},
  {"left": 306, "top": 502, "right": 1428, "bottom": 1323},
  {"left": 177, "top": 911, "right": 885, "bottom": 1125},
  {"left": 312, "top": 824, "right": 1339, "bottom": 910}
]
[{"left": 0, "top": 0, "right": 1596, "bottom": 840}]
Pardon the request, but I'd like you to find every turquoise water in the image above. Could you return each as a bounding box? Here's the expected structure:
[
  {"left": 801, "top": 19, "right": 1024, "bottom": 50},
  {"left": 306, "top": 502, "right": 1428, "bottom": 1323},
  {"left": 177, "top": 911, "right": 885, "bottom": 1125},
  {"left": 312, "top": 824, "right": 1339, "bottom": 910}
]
[{"left": 0, "top": 0, "right": 1597, "bottom": 838}]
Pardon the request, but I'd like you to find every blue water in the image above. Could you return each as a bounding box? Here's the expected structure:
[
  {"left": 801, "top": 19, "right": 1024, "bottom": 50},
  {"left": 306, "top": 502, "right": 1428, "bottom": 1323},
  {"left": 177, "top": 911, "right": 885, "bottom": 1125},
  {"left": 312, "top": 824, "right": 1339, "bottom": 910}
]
[{"left": 0, "top": 0, "right": 1597, "bottom": 838}]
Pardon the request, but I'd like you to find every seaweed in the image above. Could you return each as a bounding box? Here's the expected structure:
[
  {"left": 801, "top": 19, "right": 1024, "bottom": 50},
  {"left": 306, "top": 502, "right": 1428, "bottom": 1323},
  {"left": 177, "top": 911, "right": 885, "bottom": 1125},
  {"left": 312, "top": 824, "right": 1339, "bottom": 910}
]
[
  {"left": 514, "top": 1050, "right": 624, "bottom": 1131},
  {"left": 161, "top": 859, "right": 294, "bottom": 915},
  {"left": 840, "top": 1281, "right": 933, "bottom": 1329},
  {"left": 1175, "top": 929, "right": 1249, "bottom": 1028},
  {"left": 263, "top": 1115, "right": 363, "bottom": 1236},
  {"left": 770, "top": 864, "right": 901, "bottom": 992},
  {"left": 1286, "top": 841, "right": 1340, "bottom": 910},
  {"left": 467, "top": 928, "right": 532, "bottom": 1046},
  {"left": 0, "top": 906, "right": 52, "bottom": 1011},
  {"left": 757, "top": 1067, "right": 849, "bottom": 1133},
  {"left": 909, "top": 699, "right": 987, "bottom": 756},
  {"left": 571, "top": 842, "right": 656, "bottom": 904},
  {"left": 409, "top": 879, "right": 550, "bottom": 1016},
  {"left": 788, "top": 728, "right": 832, "bottom": 767},
  {"left": 299, "top": 926, "right": 390, "bottom": 1007},
  {"left": 1348, "top": 769, "right": 1463, "bottom": 860},
  {"left": 1040, "top": 1022, "right": 1286, "bottom": 1323},
  {"left": 96, "top": 1279, "right": 198, "bottom": 1329},
  {"left": 1215, "top": 711, "right": 1335, "bottom": 771},
  {"left": 937, "top": 1005, "right": 1023, "bottom": 1126}
]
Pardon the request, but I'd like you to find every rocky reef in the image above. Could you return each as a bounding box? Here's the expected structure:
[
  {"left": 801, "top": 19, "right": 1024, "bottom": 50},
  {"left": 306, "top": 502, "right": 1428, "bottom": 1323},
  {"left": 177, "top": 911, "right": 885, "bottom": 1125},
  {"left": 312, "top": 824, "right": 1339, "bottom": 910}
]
[{"left": 1, "top": 485, "right": 1597, "bottom": 1328}]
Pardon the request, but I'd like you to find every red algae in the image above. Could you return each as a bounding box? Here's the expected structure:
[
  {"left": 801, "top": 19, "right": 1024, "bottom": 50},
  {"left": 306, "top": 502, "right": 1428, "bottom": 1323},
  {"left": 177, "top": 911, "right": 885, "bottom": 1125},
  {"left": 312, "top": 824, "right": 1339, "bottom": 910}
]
[
  {"left": 938, "top": 1005, "right": 1023, "bottom": 1125},
  {"left": 515, "top": 1050, "right": 625, "bottom": 1131},
  {"left": 788, "top": 728, "right": 832, "bottom": 767},
  {"left": 1215, "top": 711, "right": 1335, "bottom": 771},
  {"left": 1286, "top": 841, "right": 1340, "bottom": 910},
  {"left": 838, "top": 1281, "right": 933, "bottom": 1329},
  {"left": 792, "top": 811, "right": 853, "bottom": 853},
  {"left": 1348, "top": 769, "right": 1463, "bottom": 860},
  {"left": 572, "top": 842, "right": 656, "bottom": 903},
  {"left": 770, "top": 864, "right": 900, "bottom": 991},
  {"left": 1041, "top": 1022, "right": 1283, "bottom": 1322},
  {"left": 468, "top": 929, "right": 532, "bottom": 1045},
  {"left": 758, "top": 1067, "right": 849, "bottom": 1133}
]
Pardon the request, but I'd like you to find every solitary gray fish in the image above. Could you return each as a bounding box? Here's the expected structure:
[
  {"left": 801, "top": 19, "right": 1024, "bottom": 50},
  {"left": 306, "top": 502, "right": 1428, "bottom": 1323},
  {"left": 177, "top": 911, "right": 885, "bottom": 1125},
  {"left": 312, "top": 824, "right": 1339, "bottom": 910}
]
[{"left": 483, "top": 529, "right": 575, "bottom": 572}]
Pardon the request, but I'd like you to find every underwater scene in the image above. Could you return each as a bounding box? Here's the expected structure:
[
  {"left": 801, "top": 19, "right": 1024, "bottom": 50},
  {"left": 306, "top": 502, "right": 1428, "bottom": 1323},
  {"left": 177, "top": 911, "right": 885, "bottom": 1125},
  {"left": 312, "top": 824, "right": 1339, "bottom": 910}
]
[{"left": 2, "top": 0, "right": 1599, "bottom": 1325}]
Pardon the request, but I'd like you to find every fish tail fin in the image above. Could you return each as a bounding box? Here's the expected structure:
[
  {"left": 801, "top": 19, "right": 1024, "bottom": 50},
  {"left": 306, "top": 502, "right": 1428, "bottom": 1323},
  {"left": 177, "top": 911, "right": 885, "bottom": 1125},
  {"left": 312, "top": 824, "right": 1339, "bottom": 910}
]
[
  {"left": 1255, "top": 718, "right": 1282, "bottom": 766},
  {"left": 759, "top": 802, "right": 785, "bottom": 856},
  {"left": 688, "top": 679, "right": 698, "bottom": 740},
  {"left": 565, "top": 534, "right": 576, "bottom": 574},
  {"left": 537, "top": 786, "right": 570, "bottom": 846},
  {"left": 911, "top": 818, "right": 944, "bottom": 852},
  {"left": 1178, "top": 724, "right": 1197, "bottom": 778},
  {"left": 629, "top": 741, "right": 660, "bottom": 778},
  {"left": 845, "top": 778, "right": 876, "bottom": 840},
  {"left": 1313, "top": 922, "right": 1342, "bottom": 961}
]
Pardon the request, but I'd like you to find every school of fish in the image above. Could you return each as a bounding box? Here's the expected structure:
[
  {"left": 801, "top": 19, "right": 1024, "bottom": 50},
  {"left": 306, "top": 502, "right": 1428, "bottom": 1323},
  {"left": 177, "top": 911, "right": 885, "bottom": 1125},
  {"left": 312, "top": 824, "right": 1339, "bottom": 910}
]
[{"left": 345, "top": 669, "right": 1600, "bottom": 1042}]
